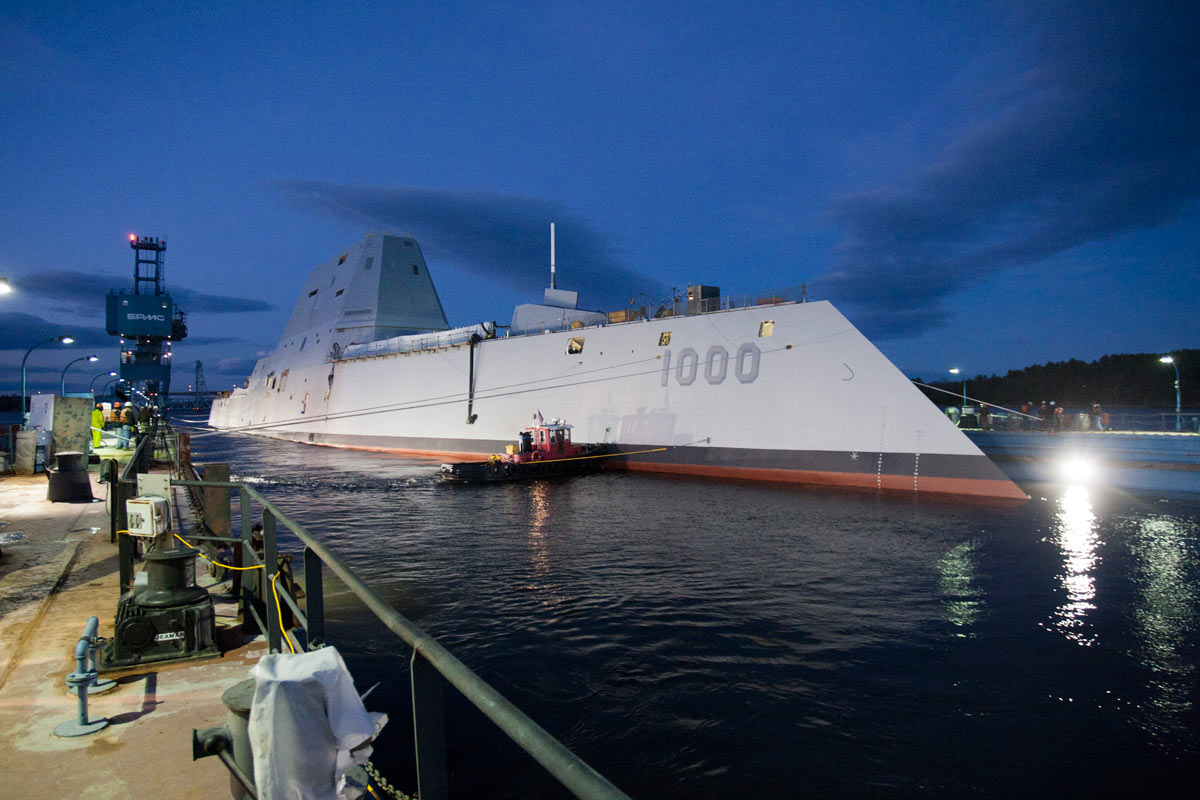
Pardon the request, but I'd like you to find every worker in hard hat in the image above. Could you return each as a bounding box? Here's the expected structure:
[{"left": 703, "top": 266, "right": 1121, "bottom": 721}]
[
  {"left": 121, "top": 403, "right": 136, "bottom": 449},
  {"left": 91, "top": 403, "right": 104, "bottom": 450}
]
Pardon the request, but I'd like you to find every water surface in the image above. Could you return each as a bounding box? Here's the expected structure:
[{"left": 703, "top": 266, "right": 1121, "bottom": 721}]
[{"left": 186, "top": 426, "right": 1200, "bottom": 798}]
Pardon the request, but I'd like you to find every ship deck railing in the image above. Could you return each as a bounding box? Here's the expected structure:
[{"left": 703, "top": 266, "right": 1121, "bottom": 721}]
[{"left": 110, "top": 422, "right": 631, "bottom": 800}]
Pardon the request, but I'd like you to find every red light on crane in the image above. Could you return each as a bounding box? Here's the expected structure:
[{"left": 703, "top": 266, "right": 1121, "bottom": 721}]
[{"left": 129, "top": 233, "right": 136, "bottom": 241}]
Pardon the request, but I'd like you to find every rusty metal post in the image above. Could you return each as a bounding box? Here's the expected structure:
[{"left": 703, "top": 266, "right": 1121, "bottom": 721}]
[{"left": 200, "top": 463, "right": 231, "bottom": 575}]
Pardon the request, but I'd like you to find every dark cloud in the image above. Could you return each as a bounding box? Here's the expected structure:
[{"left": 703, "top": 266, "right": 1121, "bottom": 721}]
[
  {"left": 171, "top": 288, "right": 275, "bottom": 314},
  {"left": 278, "top": 181, "right": 666, "bottom": 305},
  {"left": 815, "top": 1, "right": 1200, "bottom": 340},
  {"left": 216, "top": 356, "right": 260, "bottom": 376},
  {"left": 0, "top": 312, "right": 111, "bottom": 351},
  {"left": 182, "top": 335, "right": 243, "bottom": 346},
  {"left": 8, "top": 269, "right": 275, "bottom": 314}
]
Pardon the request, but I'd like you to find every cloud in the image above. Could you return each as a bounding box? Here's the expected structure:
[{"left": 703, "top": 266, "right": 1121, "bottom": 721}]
[
  {"left": 216, "top": 356, "right": 260, "bottom": 376},
  {"left": 278, "top": 181, "right": 666, "bottom": 304},
  {"left": 171, "top": 289, "right": 276, "bottom": 314},
  {"left": 182, "top": 335, "right": 243, "bottom": 346},
  {"left": 814, "top": 1, "right": 1200, "bottom": 340},
  {"left": 0, "top": 312, "right": 111, "bottom": 351},
  {"left": 7, "top": 269, "right": 275, "bottom": 314}
]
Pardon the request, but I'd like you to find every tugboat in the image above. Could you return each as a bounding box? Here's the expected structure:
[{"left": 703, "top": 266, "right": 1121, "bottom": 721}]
[{"left": 441, "top": 417, "right": 608, "bottom": 483}]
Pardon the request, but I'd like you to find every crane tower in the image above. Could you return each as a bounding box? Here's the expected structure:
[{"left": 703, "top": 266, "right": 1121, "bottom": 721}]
[{"left": 104, "top": 235, "right": 188, "bottom": 410}]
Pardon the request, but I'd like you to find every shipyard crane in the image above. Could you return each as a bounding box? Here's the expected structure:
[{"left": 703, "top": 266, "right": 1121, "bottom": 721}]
[{"left": 104, "top": 235, "right": 187, "bottom": 411}]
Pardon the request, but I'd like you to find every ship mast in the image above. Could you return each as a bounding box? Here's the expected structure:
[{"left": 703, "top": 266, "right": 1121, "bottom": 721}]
[{"left": 550, "top": 222, "right": 556, "bottom": 290}]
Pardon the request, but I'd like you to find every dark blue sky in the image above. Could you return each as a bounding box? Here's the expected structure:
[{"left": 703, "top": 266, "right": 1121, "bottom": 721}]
[{"left": 2, "top": 1, "right": 1197, "bottom": 397}]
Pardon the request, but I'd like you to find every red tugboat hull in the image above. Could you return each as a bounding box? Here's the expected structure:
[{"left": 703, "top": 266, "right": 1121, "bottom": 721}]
[
  {"left": 440, "top": 446, "right": 607, "bottom": 483},
  {"left": 440, "top": 417, "right": 607, "bottom": 483}
]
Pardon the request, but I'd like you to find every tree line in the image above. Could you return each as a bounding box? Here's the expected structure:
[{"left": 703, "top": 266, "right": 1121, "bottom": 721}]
[{"left": 918, "top": 350, "right": 1196, "bottom": 409}]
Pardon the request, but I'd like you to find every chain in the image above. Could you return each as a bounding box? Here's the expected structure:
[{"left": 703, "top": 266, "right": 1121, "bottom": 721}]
[{"left": 363, "top": 760, "right": 415, "bottom": 800}]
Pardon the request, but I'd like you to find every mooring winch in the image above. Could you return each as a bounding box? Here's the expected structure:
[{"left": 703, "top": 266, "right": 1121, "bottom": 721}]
[{"left": 101, "top": 474, "right": 219, "bottom": 670}]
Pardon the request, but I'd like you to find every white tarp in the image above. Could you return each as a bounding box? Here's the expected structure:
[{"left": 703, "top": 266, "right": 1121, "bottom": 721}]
[{"left": 249, "top": 646, "right": 387, "bottom": 800}]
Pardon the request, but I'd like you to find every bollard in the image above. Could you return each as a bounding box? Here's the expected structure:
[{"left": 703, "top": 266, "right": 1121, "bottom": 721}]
[
  {"left": 54, "top": 639, "right": 109, "bottom": 737},
  {"left": 67, "top": 617, "right": 117, "bottom": 695},
  {"left": 192, "top": 679, "right": 258, "bottom": 800}
]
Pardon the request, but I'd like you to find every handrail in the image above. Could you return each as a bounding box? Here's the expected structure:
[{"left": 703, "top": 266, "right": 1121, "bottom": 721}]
[
  {"left": 120, "top": 426, "right": 632, "bottom": 800},
  {"left": 238, "top": 484, "right": 630, "bottom": 800},
  {"left": 163, "top": 473, "right": 633, "bottom": 800}
]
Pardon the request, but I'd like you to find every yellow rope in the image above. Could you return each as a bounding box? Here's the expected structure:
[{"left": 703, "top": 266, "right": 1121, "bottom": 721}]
[
  {"left": 119, "top": 529, "right": 297, "bottom": 654},
  {"left": 514, "top": 445, "right": 669, "bottom": 465},
  {"left": 171, "top": 532, "right": 263, "bottom": 570},
  {"left": 271, "top": 572, "right": 298, "bottom": 654}
]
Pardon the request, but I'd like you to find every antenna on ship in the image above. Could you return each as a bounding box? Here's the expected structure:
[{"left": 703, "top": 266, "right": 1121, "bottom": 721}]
[{"left": 550, "top": 222, "right": 556, "bottom": 289}]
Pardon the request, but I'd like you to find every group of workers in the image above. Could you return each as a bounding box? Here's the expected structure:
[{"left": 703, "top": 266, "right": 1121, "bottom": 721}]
[{"left": 90, "top": 401, "right": 153, "bottom": 450}]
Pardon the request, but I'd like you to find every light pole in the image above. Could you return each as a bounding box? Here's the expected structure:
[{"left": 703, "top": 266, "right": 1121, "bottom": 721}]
[
  {"left": 90, "top": 370, "right": 118, "bottom": 392},
  {"left": 949, "top": 368, "right": 966, "bottom": 410},
  {"left": 1160, "top": 355, "right": 1181, "bottom": 431},
  {"left": 60, "top": 355, "right": 99, "bottom": 395},
  {"left": 21, "top": 335, "right": 73, "bottom": 424}
]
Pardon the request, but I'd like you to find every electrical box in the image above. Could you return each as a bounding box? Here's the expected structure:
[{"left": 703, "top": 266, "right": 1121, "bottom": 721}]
[{"left": 126, "top": 496, "right": 170, "bottom": 537}]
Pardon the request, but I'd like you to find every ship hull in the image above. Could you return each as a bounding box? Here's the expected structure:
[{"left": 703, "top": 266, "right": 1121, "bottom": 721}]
[{"left": 211, "top": 298, "right": 1026, "bottom": 500}]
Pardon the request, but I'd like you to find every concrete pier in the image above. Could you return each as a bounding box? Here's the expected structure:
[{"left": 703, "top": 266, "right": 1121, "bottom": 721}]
[
  {"left": 0, "top": 469, "right": 267, "bottom": 799},
  {"left": 965, "top": 429, "right": 1200, "bottom": 493}
]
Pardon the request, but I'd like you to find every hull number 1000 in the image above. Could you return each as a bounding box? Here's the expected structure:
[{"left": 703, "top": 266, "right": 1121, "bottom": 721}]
[{"left": 660, "top": 343, "right": 760, "bottom": 387}]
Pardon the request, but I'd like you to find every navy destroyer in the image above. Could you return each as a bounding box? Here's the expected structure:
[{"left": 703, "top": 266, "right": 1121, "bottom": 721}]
[{"left": 209, "top": 232, "right": 1025, "bottom": 499}]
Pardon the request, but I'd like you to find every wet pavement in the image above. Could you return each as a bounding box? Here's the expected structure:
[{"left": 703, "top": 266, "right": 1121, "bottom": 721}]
[{"left": 0, "top": 469, "right": 266, "bottom": 800}]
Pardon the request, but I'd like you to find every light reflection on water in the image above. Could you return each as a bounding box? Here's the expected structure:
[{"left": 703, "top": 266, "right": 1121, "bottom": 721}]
[
  {"left": 184, "top": 428, "right": 1200, "bottom": 798},
  {"left": 937, "top": 540, "right": 983, "bottom": 634},
  {"left": 1127, "top": 513, "right": 1198, "bottom": 742},
  {"left": 1048, "top": 484, "right": 1101, "bottom": 645}
]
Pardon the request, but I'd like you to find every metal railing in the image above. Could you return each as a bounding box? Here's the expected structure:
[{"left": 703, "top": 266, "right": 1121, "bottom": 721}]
[
  {"left": 963, "top": 410, "right": 1200, "bottom": 433},
  {"left": 113, "top": 427, "right": 631, "bottom": 800}
]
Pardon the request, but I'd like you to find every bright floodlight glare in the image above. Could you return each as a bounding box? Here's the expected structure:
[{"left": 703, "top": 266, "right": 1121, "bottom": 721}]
[
  {"left": 949, "top": 368, "right": 960, "bottom": 374},
  {"left": 1160, "top": 356, "right": 1174, "bottom": 364},
  {"left": 0, "top": 276, "right": 12, "bottom": 294},
  {"left": 59, "top": 336, "right": 74, "bottom": 344},
  {"left": 1060, "top": 456, "right": 1097, "bottom": 483},
  {"left": 87, "top": 355, "right": 98, "bottom": 362}
]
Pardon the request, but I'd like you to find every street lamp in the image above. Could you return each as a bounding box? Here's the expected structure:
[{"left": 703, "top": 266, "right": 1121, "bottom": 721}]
[
  {"left": 0, "top": 276, "right": 12, "bottom": 294},
  {"left": 90, "top": 370, "right": 118, "bottom": 392},
  {"left": 1160, "top": 355, "right": 1181, "bottom": 431},
  {"left": 949, "top": 368, "right": 966, "bottom": 410},
  {"left": 99, "top": 378, "right": 123, "bottom": 398},
  {"left": 20, "top": 335, "right": 73, "bottom": 424},
  {"left": 60, "top": 355, "right": 99, "bottom": 395}
]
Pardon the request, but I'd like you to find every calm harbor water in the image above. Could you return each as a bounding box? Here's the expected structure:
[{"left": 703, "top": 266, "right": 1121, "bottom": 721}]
[{"left": 184, "top": 422, "right": 1200, "bottom": 798}]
